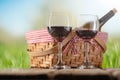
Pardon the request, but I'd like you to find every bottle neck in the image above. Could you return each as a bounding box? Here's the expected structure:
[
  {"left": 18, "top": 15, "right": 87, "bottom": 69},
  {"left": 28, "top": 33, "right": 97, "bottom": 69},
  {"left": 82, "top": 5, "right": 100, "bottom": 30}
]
[{"left": 99, "top": 9, "right": 117, "bottom": 31}]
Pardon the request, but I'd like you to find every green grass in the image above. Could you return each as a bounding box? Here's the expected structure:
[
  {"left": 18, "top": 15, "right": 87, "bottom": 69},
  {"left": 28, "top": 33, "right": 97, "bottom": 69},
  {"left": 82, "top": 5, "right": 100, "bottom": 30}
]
[
  {"left": 0, "top": 37, "right": 120, "bottom": 68},
  {"left": 102, "top": 37, "right": 120, "bottom": 68},
  {"left": 0, "top": 42, "right": 30, "bottom": 69}
]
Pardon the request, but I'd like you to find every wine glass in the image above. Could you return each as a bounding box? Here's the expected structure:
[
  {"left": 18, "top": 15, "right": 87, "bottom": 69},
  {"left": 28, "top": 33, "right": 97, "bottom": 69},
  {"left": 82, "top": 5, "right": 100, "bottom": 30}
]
[
  {"left": 47, "top": 12, "right": 72, "bottom": 69},
  {"left": 76, "top": 14, "right": 99, "bottom": 69}
]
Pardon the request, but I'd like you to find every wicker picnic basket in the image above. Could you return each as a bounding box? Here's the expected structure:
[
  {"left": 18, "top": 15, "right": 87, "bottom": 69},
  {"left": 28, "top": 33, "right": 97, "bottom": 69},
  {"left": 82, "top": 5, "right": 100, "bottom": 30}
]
[{"left": 26, "top": 29, "right": 108, "bottom": 68}]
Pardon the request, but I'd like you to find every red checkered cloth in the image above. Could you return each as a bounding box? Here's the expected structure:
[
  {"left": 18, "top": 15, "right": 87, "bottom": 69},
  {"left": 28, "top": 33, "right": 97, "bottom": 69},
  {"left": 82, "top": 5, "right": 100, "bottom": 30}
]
[{"left": 26, "top": 29, "right": 55, "bottom": 43}]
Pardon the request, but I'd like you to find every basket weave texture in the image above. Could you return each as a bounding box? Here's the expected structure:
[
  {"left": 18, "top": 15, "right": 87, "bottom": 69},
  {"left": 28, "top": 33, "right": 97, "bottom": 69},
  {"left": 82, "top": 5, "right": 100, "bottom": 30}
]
[{"left": 26, "top": 29, "right": 108, "bottom": 68}]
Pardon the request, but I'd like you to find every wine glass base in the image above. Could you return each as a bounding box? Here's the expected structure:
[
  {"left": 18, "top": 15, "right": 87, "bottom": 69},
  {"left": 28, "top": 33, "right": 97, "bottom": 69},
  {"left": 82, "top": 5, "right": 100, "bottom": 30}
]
[
  {"left": 78, "top": 63, "right": 98, "bottom": 69},
  {"left": 51, "top": 65, "right": 70, "bottom": 69}
]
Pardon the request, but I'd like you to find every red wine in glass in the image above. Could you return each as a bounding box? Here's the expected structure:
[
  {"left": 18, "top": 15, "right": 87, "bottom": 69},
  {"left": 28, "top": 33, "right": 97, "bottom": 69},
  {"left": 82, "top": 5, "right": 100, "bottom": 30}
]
[
  {"left": 76, "top": 30, "right": 98, "bottom": 39},
  {"left": 47, "top": 26, "right": 72, "bottom": 42},
  {"left": 47, "top": 12, "right": 72, "bottom": 69},
  {"left": 47, "top": 26, "right": 72, "bottom": 69},
  {"left": 76, "top": 14, "right": 99, "bottom": 69},
  {"left": 76, "top": 30, "right": 98, "bottom": 69}
]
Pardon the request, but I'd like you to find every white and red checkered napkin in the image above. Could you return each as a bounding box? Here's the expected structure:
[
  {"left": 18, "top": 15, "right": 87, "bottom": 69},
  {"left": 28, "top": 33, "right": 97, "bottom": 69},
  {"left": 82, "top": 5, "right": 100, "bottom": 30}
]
[{"left": 26, "top": 29, "right": 55, "bottom": 43}]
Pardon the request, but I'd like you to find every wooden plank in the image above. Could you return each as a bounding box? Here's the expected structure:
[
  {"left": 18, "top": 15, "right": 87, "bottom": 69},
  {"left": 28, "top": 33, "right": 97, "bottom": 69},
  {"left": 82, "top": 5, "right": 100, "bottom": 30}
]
[{"left": 0, "top": 69, "right": 118, "bottom": 80}]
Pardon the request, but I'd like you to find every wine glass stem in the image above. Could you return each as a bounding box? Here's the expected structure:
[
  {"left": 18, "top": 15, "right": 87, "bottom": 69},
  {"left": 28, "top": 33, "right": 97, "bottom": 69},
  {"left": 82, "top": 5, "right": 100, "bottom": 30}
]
[
  {"left": 57, "top": 42, "right": 63, "bottom": 65},
  {"left": 84, "top": 40, "right": 90, "bottom": 65}
]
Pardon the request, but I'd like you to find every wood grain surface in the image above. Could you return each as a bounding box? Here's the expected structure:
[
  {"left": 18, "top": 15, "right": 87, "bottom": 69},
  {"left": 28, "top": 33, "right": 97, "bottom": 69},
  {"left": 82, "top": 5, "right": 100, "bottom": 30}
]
[{"left": 0, "top": 69, "right": 119, "bottom": 80}]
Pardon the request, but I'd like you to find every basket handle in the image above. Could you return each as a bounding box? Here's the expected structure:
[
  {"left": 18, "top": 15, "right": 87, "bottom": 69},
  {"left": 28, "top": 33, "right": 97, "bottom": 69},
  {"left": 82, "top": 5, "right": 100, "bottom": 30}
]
[{"left": 94, "top": 35, "right": 107, "bottom": 53}]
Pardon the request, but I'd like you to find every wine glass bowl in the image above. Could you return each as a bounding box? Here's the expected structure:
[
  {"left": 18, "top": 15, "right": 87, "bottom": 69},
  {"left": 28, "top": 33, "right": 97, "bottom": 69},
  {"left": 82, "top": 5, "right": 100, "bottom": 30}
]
[
  {"left": 47, "top": 26, "right": 72, "bottom": 42},
  {"left": 76, "top": 14, "right": 99, "bottom": 69}
]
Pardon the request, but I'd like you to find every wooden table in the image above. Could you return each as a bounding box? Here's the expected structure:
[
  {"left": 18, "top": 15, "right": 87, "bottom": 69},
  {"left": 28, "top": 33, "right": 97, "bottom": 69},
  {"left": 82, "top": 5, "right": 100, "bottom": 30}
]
[{"left": 0, "top": 69, "right": 119, "bottom": 80}]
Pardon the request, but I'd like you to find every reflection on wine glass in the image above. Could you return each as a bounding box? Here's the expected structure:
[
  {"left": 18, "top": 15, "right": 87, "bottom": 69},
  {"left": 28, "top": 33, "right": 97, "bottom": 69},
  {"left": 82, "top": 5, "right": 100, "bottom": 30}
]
[
  {"left": 47, "top": 12, "right": 72, "bottom": 69},
  {"left": 76, "top": 14, "right": 99, "bottom": 69}
]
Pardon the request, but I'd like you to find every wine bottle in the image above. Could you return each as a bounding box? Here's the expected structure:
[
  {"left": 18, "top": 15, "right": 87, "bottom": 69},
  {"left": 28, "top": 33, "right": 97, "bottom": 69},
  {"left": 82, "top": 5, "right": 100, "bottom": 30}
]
[{"left": 99, "top": 8, "right": 117, "bottom": 31}]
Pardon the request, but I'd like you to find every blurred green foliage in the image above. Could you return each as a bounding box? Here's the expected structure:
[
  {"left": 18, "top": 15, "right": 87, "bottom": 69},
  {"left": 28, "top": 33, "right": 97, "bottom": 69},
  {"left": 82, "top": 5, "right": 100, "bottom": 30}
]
[
  {"left": 102, "top": 37, "right": 120, "bottom": 68},
  {"left": 0, "top": 40, "right": 30, "bottom": 69}
]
